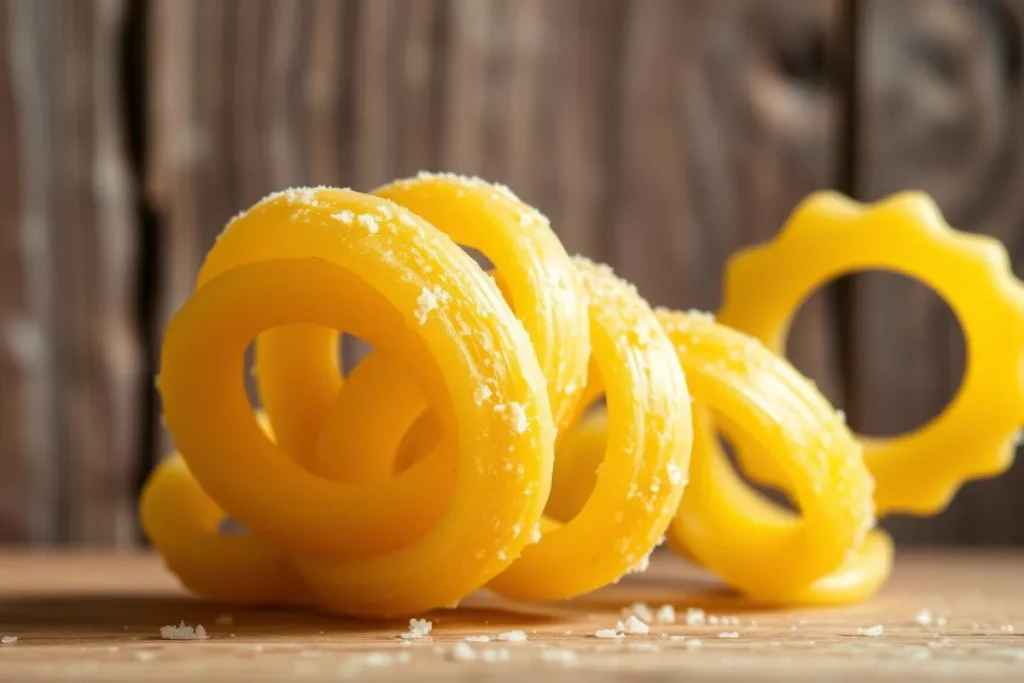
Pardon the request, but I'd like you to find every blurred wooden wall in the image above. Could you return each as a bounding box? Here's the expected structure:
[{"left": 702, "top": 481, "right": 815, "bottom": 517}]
[{"left": 0, "top": 0, "right": 1022, "bottom": 546}]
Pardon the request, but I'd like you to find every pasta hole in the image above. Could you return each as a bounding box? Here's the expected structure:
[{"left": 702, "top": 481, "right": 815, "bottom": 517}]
[
  {"left": 787, "top": 271, "right": 965, "bottom": 438},
  {"left": 340, "top": 333, "right": 373, "bottom": 377}
]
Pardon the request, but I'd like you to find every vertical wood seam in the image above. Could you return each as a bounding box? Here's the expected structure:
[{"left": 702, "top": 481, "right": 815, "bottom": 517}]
[
  {"left": 834, "top": 0, "right": 861, "bottom": 425},
  {"left": 120, "top": 0, "right": 161, "bottom": 538}
]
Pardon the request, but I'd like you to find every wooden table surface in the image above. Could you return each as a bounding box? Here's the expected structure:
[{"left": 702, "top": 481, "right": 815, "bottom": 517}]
[{"left": 0, "top": 550, "right": 1022, "bottom": 681}]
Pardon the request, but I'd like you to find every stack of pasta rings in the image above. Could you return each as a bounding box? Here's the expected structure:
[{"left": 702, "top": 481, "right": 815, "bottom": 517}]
[{"left": 142, "top": 173, "right": 1024, "bottom": 619}]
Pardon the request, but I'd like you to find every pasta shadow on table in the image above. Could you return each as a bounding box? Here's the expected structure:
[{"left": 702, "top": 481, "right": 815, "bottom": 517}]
[
  {"left": 0, "top": 586, "right": 771, "bottom": 641},
  {"left": 0, "top": 553, "right": 824, "bottom": 640}
]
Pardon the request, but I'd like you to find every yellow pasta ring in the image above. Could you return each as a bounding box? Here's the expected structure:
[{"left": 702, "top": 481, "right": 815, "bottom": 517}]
[
  {"left": 139, "top": 455, "right": 308, "bottom": 604},
  {"left": 313, "top": 255, "right": 691, "bottom": 600},
  {"left": 661, "top": 310, "right": 874, "bottom": 598},
  {"left": 675, "top": 406, "right": 882, "bottom": 604},
  {"left": 375, "top": 173, "right": 590, "bottom": 432},
  {"left": 159, "top": 188, "right": 554, "bottom": 617},
  {"left": 190, "top": 192, "right": 460, "bottom": 555},
  {"left": 305, "top": 174, "right": 590, "bottom": 484},
  {"left": 550, "top": 407, "right": 891, "bottom": 606},
  {"left": 488, "top": 258, "right": 692, "bottom": 600},
  {"left": 547, "top": 309, "right": 878, "bottom": 600},
  {"left": 719, "top": 191, "right": 1024, "bottom": 516},
  {"left": 139, "top": 414, "right": 310, "bottom": 605}
]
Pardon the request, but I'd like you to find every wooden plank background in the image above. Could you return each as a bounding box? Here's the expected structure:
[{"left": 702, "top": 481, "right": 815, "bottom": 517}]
[{"left": 0, "top": 0, "right": 1022, "bottom": 546}]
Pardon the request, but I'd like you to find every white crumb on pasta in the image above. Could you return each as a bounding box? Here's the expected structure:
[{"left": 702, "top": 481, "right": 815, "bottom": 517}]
[
  {"left": 357, "top": 214, "right": 380, "bottom": 234},
  {"left": 508, "top": 402, "right": 528, "bottom": 434},
  {"left": 331, "top": 210, "right": 354, "bottom": 225},
  {"left": 414, "top": 288, "right": 439, "bottom": 324}
]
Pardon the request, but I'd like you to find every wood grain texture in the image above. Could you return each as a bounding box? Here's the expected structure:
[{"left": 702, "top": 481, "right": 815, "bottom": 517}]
[
  {"left": 1, "top": 0, "right": 1023, "bottom": 547},
  {"left": 1, "top": 552, "right": 1024, "bottom": 681},
  {"left": 0, "top": 0, "right": 140, "bottom": 545},
  {"left": 609, "top": 0, "right": 847, "bottom": 408},
  {"left": 0, "top": 0, "right": 27, "bottom": 543},
  {"left": 856, "top": 0, "right": 1024, "bottom": 544},
  {"left": 145, "top": 0, "right": 844, "bottom": 450}
]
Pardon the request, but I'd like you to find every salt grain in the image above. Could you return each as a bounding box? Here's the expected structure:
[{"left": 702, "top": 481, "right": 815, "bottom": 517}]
[
  {"left": 594, "top": 629, "right": 623, "bottom": 639},
  {"left": 622, "top": 602, "right": 655, "bottom": 624},
  {"left": 656, "top": 605, "right": 676, "bottom": 625},
  {"left": 1, "top": 636, "right": 17, "bottom": 644},
  {"left": 618, "top": 616, "right": 649, "bottom": 635},
  {"left": 465, "top": 635, "right": 491, "bottom": 643},
  {"left": 508, "top": 402, "right": 528, "bottom": 434},
  {"left": 857, "top": 625, "right": 884, "bottom": 637},
  {"left": 685, "top": 608, "right": 706, "bottom": 626},
  {"left": 159, "top": 621, "right": 208, "bottom": 640},
  {"left": 414, "top": 288, "right": 439, "bottom": 324},
  {"left": 474, "top": 385, "right": 492, "bottom": 405},
  {"left": 914, "top": 609, "right": 933, "bottom": 627},
  {"left": 718, "top": 632, "right": 739, "bottom": 639},
  {"left": 497, "top": 630, "right": 527, "bottom": 642},
  {"left": 400, "top": 618, "right": 433, "bottom": 640},
  {"left": 357, "top": 214, "right": 380, "bottom": 234},
  {"left": 331, "top": 210, "right": 354, "bottom": 225},
  {"left": 627, "top": 552, "right": 651, "bottom": 575}
]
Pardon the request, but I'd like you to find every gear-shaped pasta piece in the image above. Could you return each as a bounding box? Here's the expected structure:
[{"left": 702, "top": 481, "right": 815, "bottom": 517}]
[
  {"left": 158, "top": 187, "right": 554, "bottom": 617},
  {"left": 719, "top": 191, "right": 1024, "bottom": 516}
]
